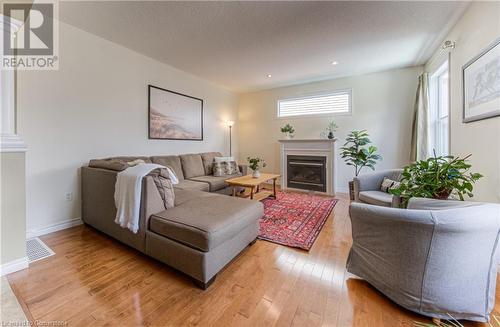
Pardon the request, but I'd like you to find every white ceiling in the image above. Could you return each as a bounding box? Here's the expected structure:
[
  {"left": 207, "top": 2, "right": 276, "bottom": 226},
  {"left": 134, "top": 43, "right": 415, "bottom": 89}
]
[{"left": 59, "top": 1, "right": 469, "bottom": 93}]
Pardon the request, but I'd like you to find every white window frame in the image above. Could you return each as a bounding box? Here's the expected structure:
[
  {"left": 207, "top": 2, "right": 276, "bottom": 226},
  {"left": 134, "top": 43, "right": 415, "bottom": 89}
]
[
  {"left": 276, "top": 89, "right": 352, "bottom": 119},
  {"left": 429, "top": 60, "right": 450, "bottom": 157}
]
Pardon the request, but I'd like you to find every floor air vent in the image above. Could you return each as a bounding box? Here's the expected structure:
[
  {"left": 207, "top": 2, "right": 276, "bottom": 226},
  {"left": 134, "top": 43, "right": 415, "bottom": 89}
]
[{"left": 26, "top": 238, "right": 55, "bottom": 263}]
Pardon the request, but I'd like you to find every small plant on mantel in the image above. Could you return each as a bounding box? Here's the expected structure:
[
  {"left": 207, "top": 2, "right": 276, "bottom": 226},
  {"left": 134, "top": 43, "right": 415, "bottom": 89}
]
[
  {"left": 320, "top": 120, "right": 338, "bottom": 139},
  {"left": 389, "top": 153, "right": 482, "bottom": 207},
  {"left": 340, "top": 130, "right": 382, "bottom": 200},
  {"left": 280, "top": 123, "right": 295, "bottom": 139},
  {"left": 246, "top": 156, "right": 267, "bottom": 178}
]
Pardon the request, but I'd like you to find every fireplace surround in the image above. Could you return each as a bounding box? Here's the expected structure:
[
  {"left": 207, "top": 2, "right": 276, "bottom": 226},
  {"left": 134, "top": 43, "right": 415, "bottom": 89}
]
[{"left": 279, "top": 139, "right": 337, "bottom": 195}]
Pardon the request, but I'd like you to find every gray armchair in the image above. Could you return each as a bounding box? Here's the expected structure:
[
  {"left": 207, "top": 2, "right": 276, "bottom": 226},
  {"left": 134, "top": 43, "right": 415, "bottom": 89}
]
[
  {"left": 353, "top": 169, "right": 403, "bottom": 207},
  {"left": 347, "top": 198, "right": 500, "bottom": 322}
]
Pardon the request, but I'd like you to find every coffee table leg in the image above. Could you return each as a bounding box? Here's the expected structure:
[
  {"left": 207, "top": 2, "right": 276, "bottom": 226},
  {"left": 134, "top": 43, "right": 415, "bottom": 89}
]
[
  {"left": 273, "top": 179, "right": 277, "bottom": 198},
  {"left": 250, "top": 186, "right": 254, "bottom": 200}
]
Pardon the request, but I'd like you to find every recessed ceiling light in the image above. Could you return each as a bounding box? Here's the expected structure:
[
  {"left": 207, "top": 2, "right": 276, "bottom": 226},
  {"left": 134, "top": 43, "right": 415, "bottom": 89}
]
[
  {"left": 331, "top": 61, "right": 338, "bottom": 65},
  {"left": 267, "top": 74, "right": 272, "bottom": 78}
]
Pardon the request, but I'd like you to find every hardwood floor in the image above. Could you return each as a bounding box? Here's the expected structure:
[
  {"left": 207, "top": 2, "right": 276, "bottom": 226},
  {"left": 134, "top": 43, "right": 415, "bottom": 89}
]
[{"left": 7, "top": 194, "right": 497, "bottom": 326}]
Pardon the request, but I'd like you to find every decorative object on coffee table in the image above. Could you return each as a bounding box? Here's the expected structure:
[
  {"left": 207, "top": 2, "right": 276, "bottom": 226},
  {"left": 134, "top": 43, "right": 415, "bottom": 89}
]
[
  {"left": 462, "top": 37, "right": 500, "bottom": 123},
  {"left": 389, "top": 154, "right": 482, "bottom": 207},
  {"left": 246, "top": 156, "right": 266, "bottom": 178},
  {"left": 280, "top": 123, "right": 295, "bottom": 139},
  {"left": 340, "top": 130, "right": 382, "bottom": 200},
  {"left": 225, "top": 173, "right": 280, "bottom": 200},
  {"left": 320, "top": 119, "right": 338, "bottom": 139},
  {"left": 148, "top": 85, "right": 203, "bottom": 140},
  {"left": 259, "top": 191, "right": 337, "bottom": 250}
]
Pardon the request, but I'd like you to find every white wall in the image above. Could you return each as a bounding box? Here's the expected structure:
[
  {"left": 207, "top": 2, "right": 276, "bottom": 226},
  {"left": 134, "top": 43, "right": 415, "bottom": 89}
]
[
  {"left": 238, "top": 66, "right": 422, "bottom": 192},
  {"left": 17, "top": 22, "right": 239, "bottom": 233},
  {"left": 425, "top": 2, "right": 500, "bottom": 203}
]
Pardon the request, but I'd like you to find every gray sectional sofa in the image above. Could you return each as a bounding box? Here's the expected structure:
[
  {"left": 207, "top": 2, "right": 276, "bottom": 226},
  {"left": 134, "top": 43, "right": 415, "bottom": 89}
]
[{"left": 81, "top": 152, "right": 263, "bottom": 289}]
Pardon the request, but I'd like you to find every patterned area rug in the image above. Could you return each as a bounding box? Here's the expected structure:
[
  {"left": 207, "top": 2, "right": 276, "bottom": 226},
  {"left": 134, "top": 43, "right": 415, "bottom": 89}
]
[{"left": 259, "top": 191, "right": 338, "bottom": 250}]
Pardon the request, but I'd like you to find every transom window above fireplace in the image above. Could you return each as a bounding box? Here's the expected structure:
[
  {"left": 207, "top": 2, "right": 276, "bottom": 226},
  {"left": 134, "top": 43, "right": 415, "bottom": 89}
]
[{"left": 277, "top": 89, "right": 352, "bottom": 118}]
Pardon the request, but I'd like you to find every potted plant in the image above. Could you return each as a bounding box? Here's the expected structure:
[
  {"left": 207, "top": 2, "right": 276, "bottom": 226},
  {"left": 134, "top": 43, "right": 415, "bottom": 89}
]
[
  {"left": 246, "top": 156, "right": 267, "bottom": 178},
  {"left": 340, "top": 130, "right": 382, "bottom": 200},
  {"left": 280, "top": 123, "right": 295, "bottom": 139},
  {"left": 389, "top": 154, "right": 482, "bottom": 207},
  {"left": 320, "top": 120, "right": 338, "bottom": 139}
]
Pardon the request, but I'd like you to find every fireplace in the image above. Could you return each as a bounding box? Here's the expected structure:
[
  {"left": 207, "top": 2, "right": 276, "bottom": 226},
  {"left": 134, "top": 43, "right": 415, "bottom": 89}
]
[{"left": 286, "top": 155, "right": 327, "bottom": 192}]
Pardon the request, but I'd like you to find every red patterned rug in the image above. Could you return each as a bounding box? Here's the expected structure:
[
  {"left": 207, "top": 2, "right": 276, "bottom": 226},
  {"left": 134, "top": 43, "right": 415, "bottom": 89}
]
[{"left": 259, "top": 191, "right": 338, "bottom": 251}]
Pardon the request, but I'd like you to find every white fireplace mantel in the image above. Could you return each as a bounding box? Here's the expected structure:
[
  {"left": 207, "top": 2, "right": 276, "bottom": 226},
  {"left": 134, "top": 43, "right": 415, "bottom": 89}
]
[{"left": 279, "top": 139, "right": 337, "bottom": 195}]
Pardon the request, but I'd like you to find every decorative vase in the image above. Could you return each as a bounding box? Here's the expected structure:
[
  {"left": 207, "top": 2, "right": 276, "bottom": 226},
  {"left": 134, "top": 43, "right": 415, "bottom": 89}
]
[
  {"left": 285, "top": 133, "right": 294, "bottom": 140},
  {"left": 252, "top": 170, "right": 261, "bottom": 178},
  {"left": 348, "top": 180, "right": 355, "bottom": 201},
  {"left": 328, "top": 131, "right": 334, "bottom": 139}
]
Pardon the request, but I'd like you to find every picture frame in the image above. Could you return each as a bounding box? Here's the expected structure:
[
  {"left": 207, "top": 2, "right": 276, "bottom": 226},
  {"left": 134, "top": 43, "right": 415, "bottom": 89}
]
[
  {"left": 462, "top": 37, "right": 500, "bottom": 123},
  {"left": 148, "top": 85, "right": 204, "bottom": 140}
]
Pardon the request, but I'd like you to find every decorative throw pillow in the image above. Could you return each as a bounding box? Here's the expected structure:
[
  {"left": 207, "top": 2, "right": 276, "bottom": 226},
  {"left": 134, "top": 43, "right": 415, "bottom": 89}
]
[
  {"left": 380, "top": 177, "right": 400, "bottom": 193},
  {"left": 148, "top": 168, "right": 175, "bottom": 209},
  {"left": 214, "top": 156, "right": 235, "bottom": 163},
  {"left": 213, "top": 161, "right": 239, "bottom": 177}
]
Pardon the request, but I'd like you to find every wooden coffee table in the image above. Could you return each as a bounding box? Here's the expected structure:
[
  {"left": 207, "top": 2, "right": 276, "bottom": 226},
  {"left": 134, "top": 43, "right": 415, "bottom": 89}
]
[{"left": 225, "top": 173, "right": 280, "bottom": 201}]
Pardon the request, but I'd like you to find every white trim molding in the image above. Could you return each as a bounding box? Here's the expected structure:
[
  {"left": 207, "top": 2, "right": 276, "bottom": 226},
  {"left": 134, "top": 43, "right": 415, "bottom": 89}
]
[
  {"left": 0, "top": 256, "right": 29, "bottom": 276},
  {"left": 26, "top": 217, "right": 83, "bottom": 239},
  {"left": 1, "top": 134, "right": 27, "bottom": 152}
]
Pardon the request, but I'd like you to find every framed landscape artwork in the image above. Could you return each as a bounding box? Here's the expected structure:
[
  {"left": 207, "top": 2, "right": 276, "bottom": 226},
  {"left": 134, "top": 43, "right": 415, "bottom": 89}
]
[
  {"left": 463, "top": 38, "right": 500, "bottom": 123},
  {"left": 148, "top": 85, "right": 203, "bottom": 140}
]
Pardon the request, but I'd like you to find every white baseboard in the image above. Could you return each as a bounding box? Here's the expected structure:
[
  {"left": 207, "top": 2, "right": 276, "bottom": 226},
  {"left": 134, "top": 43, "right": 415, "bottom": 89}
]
[
  {"left": 335, "top": 186, "right": 349, "bottom": 194},
  {"left": 1, "top": 257, "right": 29, "bottom": 276},
  {"left": 26, "top": 217, "right": 83, "bottom": 239}
]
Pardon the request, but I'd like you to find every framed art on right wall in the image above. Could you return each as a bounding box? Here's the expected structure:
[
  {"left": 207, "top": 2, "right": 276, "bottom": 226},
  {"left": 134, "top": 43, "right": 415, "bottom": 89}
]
[{"left": 462, "top": 37, "right": 500, "bottom": 123}]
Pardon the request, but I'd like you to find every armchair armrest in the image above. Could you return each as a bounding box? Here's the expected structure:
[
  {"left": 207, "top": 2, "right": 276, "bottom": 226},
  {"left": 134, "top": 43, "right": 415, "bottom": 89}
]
[{"left": 407, "top": 197, "right": 482, "bottom": 210}]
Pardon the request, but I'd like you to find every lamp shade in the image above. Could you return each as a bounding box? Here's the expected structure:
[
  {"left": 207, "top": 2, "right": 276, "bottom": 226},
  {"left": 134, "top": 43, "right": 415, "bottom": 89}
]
[{"left": 226, "top": 120, "right": 235, "bottom": 127}]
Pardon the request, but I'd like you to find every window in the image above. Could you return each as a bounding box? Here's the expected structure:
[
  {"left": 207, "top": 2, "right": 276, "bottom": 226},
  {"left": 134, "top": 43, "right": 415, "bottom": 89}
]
[
  {"left": 429, "top": 61, "right": 449, "bottom": 157},
  {"left": 277, "top": 90, "right": 351, "bottom": 118}
]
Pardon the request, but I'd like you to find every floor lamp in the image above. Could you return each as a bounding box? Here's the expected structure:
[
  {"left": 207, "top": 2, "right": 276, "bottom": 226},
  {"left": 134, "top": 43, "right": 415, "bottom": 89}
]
[{"left": 226, "top": 121, "right": 235, "bottom": 156}]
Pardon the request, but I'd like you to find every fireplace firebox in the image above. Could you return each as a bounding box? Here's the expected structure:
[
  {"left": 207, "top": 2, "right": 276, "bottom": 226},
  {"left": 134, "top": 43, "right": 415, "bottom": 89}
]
[{"left": 286, "top": 155, "right": 327, "bottom": 192}]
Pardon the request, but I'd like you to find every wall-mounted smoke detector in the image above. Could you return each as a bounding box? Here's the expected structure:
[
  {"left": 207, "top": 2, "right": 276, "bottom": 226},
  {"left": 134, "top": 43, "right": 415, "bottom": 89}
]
[{"left": 442, "top": 40, "right": 455, "bottom": 50}]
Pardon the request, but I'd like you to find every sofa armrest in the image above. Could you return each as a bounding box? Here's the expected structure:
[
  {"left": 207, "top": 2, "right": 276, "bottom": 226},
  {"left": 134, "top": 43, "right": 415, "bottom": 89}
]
[{"left": 238, "top": 164, "right": 248, "bottom": 176}]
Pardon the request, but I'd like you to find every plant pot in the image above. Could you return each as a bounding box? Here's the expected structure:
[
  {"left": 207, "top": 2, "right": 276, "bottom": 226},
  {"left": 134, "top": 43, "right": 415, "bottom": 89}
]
[
  {"left": 328, "top": 131, "right": 334, "bottom": 139},
  {"left": 285, "top": 133, "right": 294, "bottom": 140},
  {"left": 252, "top": 170, "right": 261, "bottom": 178},
  {"left": 348, "top": 180, "right": 355, "bottom": 201},
  {"left": 433, "top": 189, "right": 452, "bottom": 200}
]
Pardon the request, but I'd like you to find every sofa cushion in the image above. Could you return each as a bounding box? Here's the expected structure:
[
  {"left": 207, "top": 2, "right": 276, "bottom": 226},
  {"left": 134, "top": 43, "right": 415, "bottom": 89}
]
[
  {"left": 150, "top": 193, "right": 263, "bottom": 251},
  {"left": 180, "top": 154, "right": 205, "bottom": 178},
  {"left": 151, "top": 155, "right": 184, "bottom": 180},
  {"left": 200, "top": 152, "right": 222, "bottom": 175},
  {"left": 359, "top": 191, "right": 393, "bottom": 207},
  {"left": 189, "top": 173, "right": 241, "bottom": 192},
  {"left": 174, "top": 179, "right": 209, "bottom": 192}
]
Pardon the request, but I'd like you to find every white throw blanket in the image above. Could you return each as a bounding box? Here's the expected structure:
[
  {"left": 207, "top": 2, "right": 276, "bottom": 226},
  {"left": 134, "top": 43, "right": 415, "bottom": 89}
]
[{"left": 114, "top": 163, "right": 178, "bottom": 233}]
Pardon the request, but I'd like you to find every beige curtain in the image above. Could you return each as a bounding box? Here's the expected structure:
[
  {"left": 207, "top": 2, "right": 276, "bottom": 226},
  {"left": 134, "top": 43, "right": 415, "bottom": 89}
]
[{"left": 410, "top": 73, "right": 430, "bottom": 162}]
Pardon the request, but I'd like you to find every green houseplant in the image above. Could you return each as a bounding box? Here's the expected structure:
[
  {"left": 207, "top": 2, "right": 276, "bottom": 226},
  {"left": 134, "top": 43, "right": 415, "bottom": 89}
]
[
  {"left": 246, "top": 156, "right": 267, "bottom": 178},
  {"left": 280, "top": 123, "right": 295, "bottom": 139},
  {"left": 340, "top": 130, "right": 382, "bottom": 200},
  {"left": 389, "top": 154, "right": 482, "bottom": 206}
]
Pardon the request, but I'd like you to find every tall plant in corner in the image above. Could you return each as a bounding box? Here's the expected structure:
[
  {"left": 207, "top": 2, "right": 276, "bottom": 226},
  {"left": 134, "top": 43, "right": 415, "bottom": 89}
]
[{"left": 340, "top": 130, "right": 382, "bottom": 200}]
